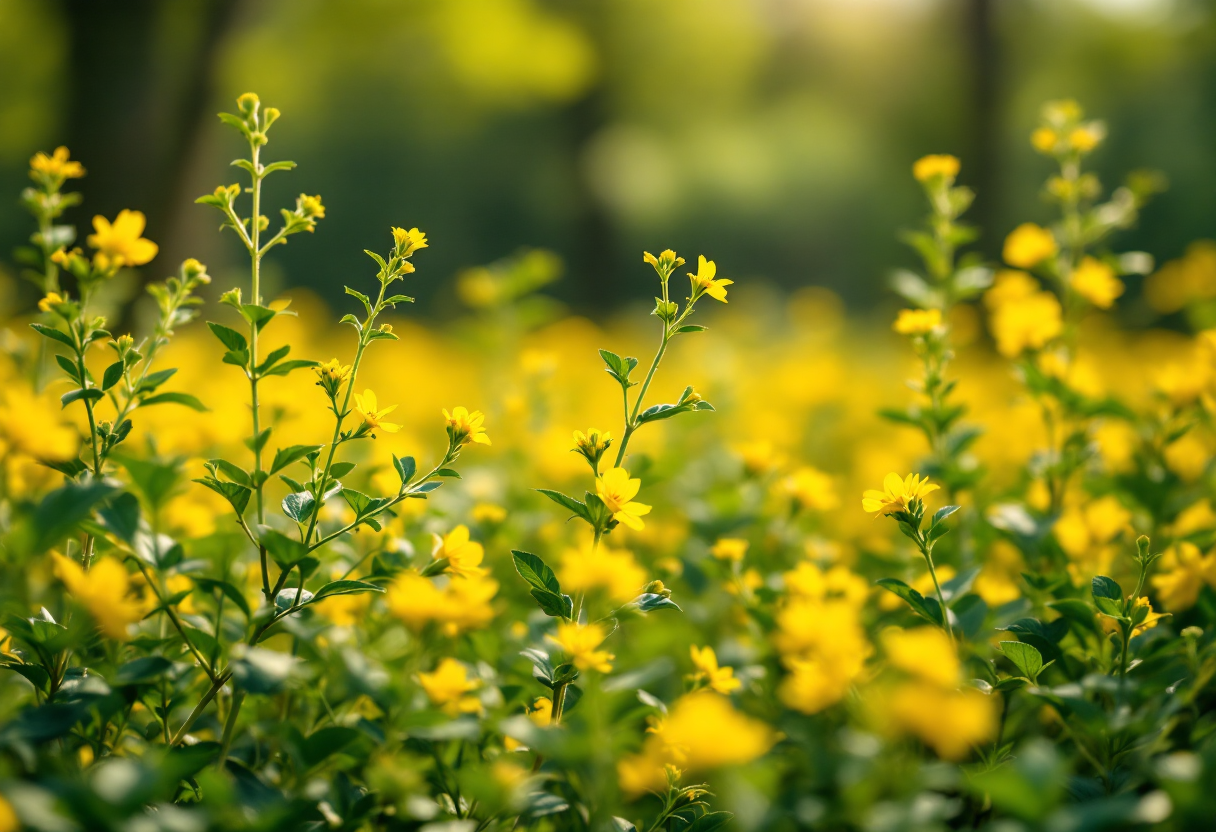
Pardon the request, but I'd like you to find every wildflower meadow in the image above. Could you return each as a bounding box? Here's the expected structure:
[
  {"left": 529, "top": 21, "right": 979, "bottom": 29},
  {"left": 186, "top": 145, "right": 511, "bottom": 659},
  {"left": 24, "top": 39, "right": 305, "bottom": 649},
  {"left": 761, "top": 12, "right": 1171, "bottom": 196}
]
[{"left": 1, "top": 90, "right": 1215, "bottom": 832}]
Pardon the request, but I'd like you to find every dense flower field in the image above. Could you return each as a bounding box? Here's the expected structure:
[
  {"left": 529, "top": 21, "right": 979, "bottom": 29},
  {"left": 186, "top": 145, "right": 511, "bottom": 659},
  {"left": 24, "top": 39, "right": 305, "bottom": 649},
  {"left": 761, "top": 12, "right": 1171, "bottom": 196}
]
[{"left": 1, "top": 96, "right": 1215, "bottom": 831}]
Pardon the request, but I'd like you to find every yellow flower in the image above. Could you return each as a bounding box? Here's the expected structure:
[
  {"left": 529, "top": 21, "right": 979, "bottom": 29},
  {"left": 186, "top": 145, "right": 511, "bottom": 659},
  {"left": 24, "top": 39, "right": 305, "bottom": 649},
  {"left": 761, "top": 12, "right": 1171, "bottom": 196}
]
[
  {"left": 974, "top": 541, "right": 1024, "bottom": 607},
  {"left": 687, "top": 255, "right": 733, "bottom": 303},
  {"left": 689, "top": 645, "right": 742, "bottom": 694},
  {"left": 0, "top": 792, "right": 16, "bottom": 832},
  {"left": 314, "top": 359, "right": 351, "bottom": 397},
  {"left": 643, "top": 249, "right": 685, "bottom": 275},
  {"left": 988, "top": 289, "right": 1063, "bottom": 356},
  {"left": 88, "top": 209, "right": 159, "bottom": 270},
  {"left": 298, "top": 193, "right": 326, "bottom": 219},
  {"left": 417, "top": 658, "right": 482, "bottom": 717},
  {"left": 313, "top": 590, "right": 372, "bottom": 628},
  {"left": 471, "top": 502, "right": 508, "bottom": 524},
  {"left": 911, "top": 154, "right": 960, "bottom": 183},
  {"left": 785, "top": 562, "right": 870, "bottom": 608},
  {"left": 0, "top": 383, "right": 78, "bottom": 461},
  {"left": 893, "top": 308, "right": 942, "bottom": 335},
  {"left": 386, "top": 569, "right": 498, "bottom": 636},
  {"left": 30, "top": 146, "right": 85, "bottom": 181},
  {"left": 1099, "top": 596, "right": 1165, "bottom": 637},
  {"left": 37, "top": 292, "right": 64, "bottom": 314},
  {"left": 432, "top": 525, "right": 487, "bottom": 578},
  {"left": 862, "top": 472, "right": 939, "bottom": 516},
  {"left": 710, "top": 538, "right": 749, "bottom": 562},
  {"left": 528, "top": 696, "right": 553, "bottom": 726},
  {"left": 558, "top": 541, "right": 647, "bottom": 602},
  {"left": 784, "top": 466, "right": 839, "bottom": 511},
  {"left": 882, "top": 627, "right": 959, "bottom": 688},
  {"left": 1002, "top": 223, "right": 1058, "bottom": 269},
  {"left": 1031, "top": 127, "right": 1058, "bottom": 154},
  {"left": 392, "top": 226, "right": 428, "bottom": 255},
  {"left": 618, "top": 692, "right": 775, "bottom": 796},
  {"left": 883, "top": 682, "right": 996, "bottom": 760},
  {"left": 52, "top": 554, "right": 148, "bottom": 640},
  {"left": 596, "top": 467, "right": 652, "bottom": 530},
  {"left": 354, "top": 389, "right": 400, "bottom": 434},
  {"left": 735, "top": 440, "right": 783, "bottom": 476},
  {"left": 573, "top": 427, "right": 612, "bottom": 467},
  {"left": 164, "top": 574, "right": 198, "bottom": 616},
  {"left": 1069, "top": 125, "right": 1104, "bottom": 152},
  {"left": 1151, "top": 542, "right": 1216, "bottom": 611},
  {"left": 548, "top": 622, "right": 614, "bottom": 673},
  {"left": 444, "top": 406, "right": 491, "bottom": 446},
  {"left": 1071, "top": 257, "right": 1123, "bottom": 308}
]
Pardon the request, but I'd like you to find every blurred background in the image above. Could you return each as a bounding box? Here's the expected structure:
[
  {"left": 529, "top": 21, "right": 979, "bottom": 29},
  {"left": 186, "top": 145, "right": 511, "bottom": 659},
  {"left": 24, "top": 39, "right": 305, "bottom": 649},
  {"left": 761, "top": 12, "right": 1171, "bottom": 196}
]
[{"left": 1, "top": 0, "right": 1215, "bottom": 319}]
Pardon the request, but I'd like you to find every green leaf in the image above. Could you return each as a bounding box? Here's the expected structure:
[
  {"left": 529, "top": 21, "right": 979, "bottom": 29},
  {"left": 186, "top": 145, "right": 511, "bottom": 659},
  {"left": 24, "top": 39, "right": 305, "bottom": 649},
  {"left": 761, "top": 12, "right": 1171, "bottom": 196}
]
[
  {"left": 261, "top": 359, "right": 319, "bottom": 377},
  {"left": 60, "top": 387, "right": 103, "bottom": 408},
  {"left": 55, "top": 354, "right": 81, "bottom": 381},
  {"left": 259, "top": 526, "right": 310, "bottom": 570},
  {"left": 240, "top": 303, "right": 277, "bottom": 331},
  {"left": 16, "top": 480, "right": 117, "bottom": 554},
  {"left": 537, "top": 489, "right": 590, "bottom": 521},
  {"left": 98, "top": 492, "right": 141, "bottom": 544},
  {"left": 329, "top": 461, "right": 357, "bottom": 479},
  {"left": 207, "top": 322, "right": 247, "bottom": 351},
  {"left": 688, "top": 812, "right": 733, "bottom": 832},
  {"left": 140, "top": 392, "right": 208, "bottom": 411},
  {"left": 192, "top": 577, "right": 252, "bottom": 619},
  {"left": 230, "top": 647, "right": 297, "bottom": 695},
  {"left": 30, "top": 322, "right": 75, "bottom": 347},
  {"left": 393, "top": 454, "right": 416, "bottom": 484},
  {"left": 876, "top": 578, "right": 944, "bottom": 626},
  {"left": 999, "top": 641, "right": 1045, "bottom": 681},
  {"left": 137, "top": 368, "right": 178, "bottom": 393},
  {"left": 341, "top": 488, "right": 373, "bottom": 516},
  {"left": 512, "top": 550, "right": 562, "bottom": 595},
  {"left": 630, "top": 593, "right": 682, "bottom": 613},
  {"left": 113, "top": 656, "right": 175, "bottom": 686},
  {"left": 194, "top": 478, "right": 251, "bottom": 516},
  {"left": 676, "top": 324, "right": 707, "bottom": 333},
  {"left": 257, "top": 344, "right": 291, "bottom": 373},
  {"left": 270, "top": 445, "right": 323, "bottom": 475},
  {"left": 101, "top": 361, "right": 125, "bottom": 391},
  {"left": 1091, "top": 575, "right": 1123, "bottom": 602},
  {"left": 531, "top": 588, "right": 574, "bottom": 619},
  {"left": 313, "top": 580, "right": 385, "bottom": 600},
  {"left": 435, "top": 468, "right": 462, "bottom": 478},
  {"left": 931, "top": 505, "right": 960, "bottom": 525},
  {"left": 282, "top": 491, "right": 315, "bottom": 523}
]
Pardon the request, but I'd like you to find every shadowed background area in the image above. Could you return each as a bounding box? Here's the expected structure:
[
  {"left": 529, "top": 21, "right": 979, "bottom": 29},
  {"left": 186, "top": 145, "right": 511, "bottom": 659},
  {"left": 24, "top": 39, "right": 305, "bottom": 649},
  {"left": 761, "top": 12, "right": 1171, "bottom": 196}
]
[{"left": 2, "top": 0, "right": 1215, "bottom": 318}]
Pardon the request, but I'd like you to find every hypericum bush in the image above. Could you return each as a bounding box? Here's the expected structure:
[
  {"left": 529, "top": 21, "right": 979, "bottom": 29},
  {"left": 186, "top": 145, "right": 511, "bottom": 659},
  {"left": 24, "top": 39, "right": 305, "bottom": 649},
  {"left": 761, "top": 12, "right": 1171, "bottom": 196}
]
[{"left": 1, "top": 94, "right": 1215, "bottom": 832}]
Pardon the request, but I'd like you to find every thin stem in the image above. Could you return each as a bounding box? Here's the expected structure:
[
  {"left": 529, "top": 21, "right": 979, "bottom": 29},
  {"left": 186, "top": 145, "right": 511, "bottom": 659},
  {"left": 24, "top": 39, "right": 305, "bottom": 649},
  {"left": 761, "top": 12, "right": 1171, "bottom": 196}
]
[
  {"left": 216, "top": 688, "right": 246, "bottom": 769},
  {"left": 921, "top": 540, "right": 954, "bottom": 645},
  {"left": 613, "top": 331, "right": 669, "bottom": 468}
]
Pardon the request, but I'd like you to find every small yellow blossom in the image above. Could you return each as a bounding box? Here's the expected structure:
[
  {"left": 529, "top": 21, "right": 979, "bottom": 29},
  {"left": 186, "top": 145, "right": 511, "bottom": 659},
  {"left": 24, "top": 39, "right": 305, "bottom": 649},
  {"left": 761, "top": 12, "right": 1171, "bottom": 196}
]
[
  {"left": 298, "top": 193, "right": 326, "bottom": 220},
  {"left": 30, "top": 146, "right": 86, "bottom": 182},
  {"left": 528, "top": 696, "right": 553, "bottom": 726},
  {"left": 1003, "top": 223, "right": 1058, "bottom": 269},
  {"left": 1031, "top": 127, "right": 1058, "bottom": 154},
  {"left": 911, "top": 154, "right": 960, "bottom": 183},
  {"left": 1071, "top": 257, "right": 1124, "bottom": 308},
  {"left": 988, "top": 288, "right": 1063, "bottom": 356},
  {"left": 558, "top": 541, "right": 647, "bottom": 602},
  {"left": 392, "top": 226, "right": 428, "bottom": 255},
  {"left": 88, "top": 209, "right": 159, "bottom": 270},
  {"left": 444, "top": 406, "right": 491, "bottom": 446},
  {"left": 893, "top": 308, "right": 942, "bottom": 335},
  {"left": 354, "top": 389, "right": 400, "bottom": 434},
  {"left": 862, "top": 472, "right": 939, "bottom": 516},
  {"left": 52, "top": 554, "right": 148, "bottom": 640},
  {"left": 883, "top": 682, "right": 997, "bottom": 760},
  {"left": 689, "top": 645, "right": 742, "bottom": 694},
  {"left": 882, "top": 627, "right": 959, "bottom": 688},
  {"left": 417, "top": 658, "right": 482, "bottom": 717},
  {"left": 735, "top": 440, "right": 783, "bottom": 476},
  {"left": 596, "top": 467, "right": 652, "bottom": 530},
  {"left": 314, "top": 359, "right": 351, "bottom": 397},
  {"left": 37, "top": 292, "right": 65, "bottom": 313},
  {"left": 432, "top": 525, "right": 487, "bottom": 578},
  {"left": 313, "top": 590, "right": 372, "bottom": 628},
  {"left": 784, "top": 466, "right": 839, "bottom": 511},
  {"left": 386, "top": 569, "right": 498, "bottom": 636},
  {"left": 573, "top": 427, "right": 612, "bottom": 468},
  {"left": 1100, "top": 596, "right": 1166, "bottom": 637},
  {"left": 471, "top": 502, "right": 507, "bottom": 524},
  {"left": 687, "top": 255, "right": 733, "bottom": 303},
  {"left": 1069, "top": 125, "right": 1104, "bottom": 152},
  {"left": 710, "top": 538, "right": 749, "bottom": 562},
  {"left": 1151, "top": 542, "right": 1216, "bottom": 611},
  {"left": 548, "top": 622, "right": 614, "bottom": 673}
]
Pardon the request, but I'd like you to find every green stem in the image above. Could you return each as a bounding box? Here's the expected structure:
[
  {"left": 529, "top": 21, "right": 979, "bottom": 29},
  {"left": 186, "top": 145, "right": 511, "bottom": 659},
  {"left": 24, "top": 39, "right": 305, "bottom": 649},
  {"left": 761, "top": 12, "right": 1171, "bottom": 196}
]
[
  {"left": 613, "top": 331, "right": 669, "bottom": 468},
  {"left": 921, "top": 540, "right": 954, "bottom": 645},
  {"left": 216, "top": 688, "right": 246, "bottom": 769}
]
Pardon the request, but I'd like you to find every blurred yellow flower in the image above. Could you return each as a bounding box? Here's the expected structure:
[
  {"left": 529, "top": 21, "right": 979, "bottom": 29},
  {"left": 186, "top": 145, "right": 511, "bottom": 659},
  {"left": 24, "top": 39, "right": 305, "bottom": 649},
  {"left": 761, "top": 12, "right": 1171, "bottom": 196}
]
[
  {"left": 30, "top": 145, "right": 86, "bottom": 181},
  {"left": 433, "top": 525, "right": 487, "bottom": 578},
  {"left": 1031, "top": 127, "right": 1058, "bottom": 154},
  {"left": 735, "top": 440, "right": 783, "bottom": 476},
  {"left": 785, "top": 466, "right": 839, "bottom": 511},
  {"left": 471, "top": 502, "right": 507, "bottom": 523},
  {"left": 354, "top": 389, "right": 400, "bottom": 434},
  {"left": 988, "top": 288, "right": 1063, "bottom": 356},
  {"left": 1071, "top": 257, "right": 1123, "bottom": 308},
  {"left": 418, "top": 658, "right": 482, "bottom": 716},
  {"left": 0, "top": 793, "right": 16, "bottom": 832},
  {"left": 548, "top": 622, "right": 614, "bottom": 673},
  {"left": 882, "top": 627, "right": 958, "bottom": 688},
  {"left": 911, "top": 154, "right": 959, "bottom": 183},
  {"left": 558, "top": 541, "right": 646, "bottom": 602},
  {"left": 710, "top": 538, "right": 749, "bottom": 562},
  {"left": 0, "top": 386, "right": 78, "bottom": 461},
  {"left": 862, "top": 472, "right": 938, "bottom": 516},
  {"left": 687, "top": 255, "right": 732, "bottom": 303},
  {"left": 1151, "top": 543, "right": 1216, "bottom": 611},
  {"left": 1099, "top": 596, "right": 1165, "bottom": 637},
  {"left": 444, "top": 406, "right": 491, "bottom": 446},
  {"left": 52, "top": 554, "right": 148, "bottom": 640},
  {"left": 313, "top": 589, "right": 372, "bottom": 628},
  {"left": 689, "top": 645, "right": 742, "bottom": 694},
  {"left": 1002, "top": 223, "right": 1058, "bottom": 269},
  {"left": 596, "top": 467, "right": 651, "bottom": 530},
  {"left": 883, "top": 682, "right": 996, "bottom": 760},
  {"left": 893, "top": 308, "right": 942, "bottom": 335},
  {"left": 386, "top": 569, "right": 498, "bottom": 636},
  {"left": 298, "top": 193, "right": 325, "bottom": 220},
  {"left": 88, "top": 209, "right": 158, "bottom": 270},
  {"left": 1069, "top": 125, "right": 1104, "bottom": 152},
  {"left": 527, "top": 696, "right": 553, "bottom": 727}
]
